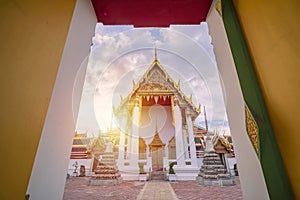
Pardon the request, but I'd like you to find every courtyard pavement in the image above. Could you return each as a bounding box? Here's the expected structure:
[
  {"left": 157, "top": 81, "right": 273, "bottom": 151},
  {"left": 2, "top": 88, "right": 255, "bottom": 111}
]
[{"left": 63, "top": 176, "right": 243, "bottom": 200}]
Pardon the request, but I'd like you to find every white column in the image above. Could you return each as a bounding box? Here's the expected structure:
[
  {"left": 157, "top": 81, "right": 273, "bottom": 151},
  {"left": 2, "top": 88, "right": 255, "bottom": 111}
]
[
  {"left": 130, "top": 105, "right": 139, "bottom": 168},
  {"left": 187, "top": 115, "right": 198, "bottom": 167},
  {"left": 126, "top": 129, "right": 132, "bottom": 159},
  {"left": 165, "top": 143, "right": 169, "bottom": 158},
  {"left": 26, "top": 1, "right": 97, "bottom": 200},
  {"left": 118, "top": 117, "right": 126, "bottom": 167},
  {"left": 207, "top": 2, "right": 269, "bottom": 199},
  {"left": 182, "top": 126, "right": 189, "bottom": 159},
  {"left": 174, "top": 104, "right": 185, "bottom": 166},
  {"left": 146, "top": 144, "right": 150, "bottom": 158},
  {"left": 89, "top": 154, "right": 95, "bottom": 174}
]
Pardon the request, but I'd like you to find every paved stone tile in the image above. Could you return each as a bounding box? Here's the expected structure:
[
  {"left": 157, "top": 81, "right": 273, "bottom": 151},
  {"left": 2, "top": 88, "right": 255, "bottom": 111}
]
[
  {"left": 63, "top": 176, "right": 243, "bottom": 200},
  {"left": 170, "top": 176, "right": 243, "bottom": 200},
  {"left": 137, "top": 182, "right": 178, "bottom": 200},
  {"left": 63, "top": 177, "right": 145, "bottom": 200}
]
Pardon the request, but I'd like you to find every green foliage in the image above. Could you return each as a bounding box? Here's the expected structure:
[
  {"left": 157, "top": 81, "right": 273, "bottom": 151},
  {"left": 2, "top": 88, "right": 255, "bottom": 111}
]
[
  {"left": 169, "top": 162, "right": 176, "bottom": 174},
  {"left": 138, "top": 163, "right": 146, "bottom": 174}
]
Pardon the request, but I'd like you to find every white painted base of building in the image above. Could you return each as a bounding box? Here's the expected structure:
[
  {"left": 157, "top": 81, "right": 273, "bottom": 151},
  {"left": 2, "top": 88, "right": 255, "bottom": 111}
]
[
  {"left": 138, "top": 174, "right": 148, "bottom": 181},
  {"left": 120, "top": 173, "right": 140, "bottom": 180},
  {"left": 168, "top": 174, "right": 177, "bottom": 182},
  {"left": 173, "top": 166, "right": 199, "bottom": 181},
  {"left": 119, "top": 166, "right": 140, "bottom": 180},
  {"left": 71, "top": 172, "right": 78, "bottom": 177}
]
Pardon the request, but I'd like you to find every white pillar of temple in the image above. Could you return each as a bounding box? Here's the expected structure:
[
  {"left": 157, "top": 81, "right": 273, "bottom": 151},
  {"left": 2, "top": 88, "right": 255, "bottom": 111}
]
[
  {"left": 165, "top": 143, "right": 169, "bottom": 158},
  {"left": 126, "top": 126, "right": 132, "bottom": 160},
  {"left": 89, "top": 154, "right": 95, "bottom": 175},
  {"left": 130, "top": 104, "right": 139, "bottom": 168},
  {"left": 174, "top": 104, "right": 186, "bottom": 166},
  {"left": 182, "top": 126, "right": 189, "bottom": 159},
  {"left": 146, "top": 144, "right": 150, "bottom": 158},
  {"left": 117, "top": 117, "right": 126, "bottom": 167},
  {"left": 187, "top": 114, "right": 198, "bottom": 167}
]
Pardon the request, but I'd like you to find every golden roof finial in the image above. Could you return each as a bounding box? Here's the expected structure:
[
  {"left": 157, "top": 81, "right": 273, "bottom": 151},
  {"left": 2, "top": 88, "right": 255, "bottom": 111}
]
[
  {"left": 177, "top": 80, "right": 180, "bottom": 89},
  {"left": 154, "top": 47, "right": 157, "bottom": 61},
  {"left": 197, "top": 103, "right": 201, "bottom": 113}
]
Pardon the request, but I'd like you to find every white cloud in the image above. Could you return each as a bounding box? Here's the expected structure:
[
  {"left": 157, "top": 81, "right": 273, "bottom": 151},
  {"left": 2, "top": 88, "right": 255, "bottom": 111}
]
[{"left": 169, "top": 23, "right": 216, "bottom": 63}]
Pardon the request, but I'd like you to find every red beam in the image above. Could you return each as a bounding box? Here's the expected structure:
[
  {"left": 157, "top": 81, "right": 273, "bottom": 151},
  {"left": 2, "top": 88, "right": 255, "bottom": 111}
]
[{"left": 91, "top": 0, "right": 213, "bottom": 27}]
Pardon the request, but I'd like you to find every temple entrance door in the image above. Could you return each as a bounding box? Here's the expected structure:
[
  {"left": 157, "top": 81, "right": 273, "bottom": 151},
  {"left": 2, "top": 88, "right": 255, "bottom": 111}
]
[
  {"left": 151, "top": 146, "right": 164, "bottom": 171},
  {"left": 149, "top": 130, "right": 165, "bottom": 174}
]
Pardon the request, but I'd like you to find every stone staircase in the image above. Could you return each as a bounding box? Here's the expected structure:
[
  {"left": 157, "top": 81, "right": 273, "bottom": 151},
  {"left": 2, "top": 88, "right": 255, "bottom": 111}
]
[
  {"left": 89, "top": 152, "right": 122, "bottom": 186},
  {"left": 151, "top": 171, "right": 165, "bottom": 180},
  {"left": 150, "top": 165, "right": 165, "bottom": 181}
]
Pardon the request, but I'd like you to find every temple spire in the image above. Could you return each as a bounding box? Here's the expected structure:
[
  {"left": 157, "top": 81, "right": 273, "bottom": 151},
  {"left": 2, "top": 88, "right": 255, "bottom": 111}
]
[
  {"left": 154, "top": 47, "right": 157, "bottom": 61},
  {"left": 204, "top": 106, "right": 208, "bottom": 131}
]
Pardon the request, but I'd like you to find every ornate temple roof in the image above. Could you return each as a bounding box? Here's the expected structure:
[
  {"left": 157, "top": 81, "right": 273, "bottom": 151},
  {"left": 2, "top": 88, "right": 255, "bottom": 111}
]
[
  {"left": 213, "top": 134, "right": 233, "bottom": 153},
  {"left": 115, "top": 49, "right": 201, "bottom": 119}
]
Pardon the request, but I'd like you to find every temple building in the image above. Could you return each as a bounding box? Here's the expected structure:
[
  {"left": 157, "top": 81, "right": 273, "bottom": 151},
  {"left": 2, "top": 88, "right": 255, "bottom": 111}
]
[
  {"left": 68, "top": 132, "right": 93, "bottom": 176},
  {"left": 114, "top": 50, "right": 201, "bottom": 180},
  {"left": 89, "top": 129, "right": 120, "bottom": 172},
  {"left": 68, "top": 129, "right": 120, "bottom": 175},
  {"left": 70, "top": 132, "right": 92, "bottom": 159}
]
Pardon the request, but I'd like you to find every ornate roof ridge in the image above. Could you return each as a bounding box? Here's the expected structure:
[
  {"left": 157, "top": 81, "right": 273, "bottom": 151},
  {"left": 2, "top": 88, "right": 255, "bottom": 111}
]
[
  {"left": 115, "top": 49, "right": 200, "bottom": 116},
  {"left": 213, "top": 134, "right": 232, "bottom": 152}
]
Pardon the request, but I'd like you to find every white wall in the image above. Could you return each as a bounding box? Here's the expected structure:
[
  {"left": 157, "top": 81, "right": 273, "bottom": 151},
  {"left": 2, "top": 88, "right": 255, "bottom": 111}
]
[
  {"left": 26, "top": 1, "right": 97, "bottom": 200},
  {"left": 206, "top": 1, "right": 269, "bottom": 199}
]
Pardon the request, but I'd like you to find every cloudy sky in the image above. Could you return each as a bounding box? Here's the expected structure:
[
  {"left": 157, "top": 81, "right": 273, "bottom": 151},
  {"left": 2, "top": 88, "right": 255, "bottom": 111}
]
[{"left": 75, "top": 23, "right": 230, "bottom": 136}]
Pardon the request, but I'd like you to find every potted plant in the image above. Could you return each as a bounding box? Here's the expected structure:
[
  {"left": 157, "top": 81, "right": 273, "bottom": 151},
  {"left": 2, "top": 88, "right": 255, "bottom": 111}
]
[
  {"left": 138, "top": 163, "right": 147, "bottom": 181},
  {"left": 168, "top": 162, "right": 176, "bottom": 182}
]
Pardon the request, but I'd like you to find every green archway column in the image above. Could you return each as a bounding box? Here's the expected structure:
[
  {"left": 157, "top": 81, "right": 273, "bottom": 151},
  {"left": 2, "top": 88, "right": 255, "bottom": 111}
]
[{"left": 221, "top": 0, "right": 293, "bottom": 199}]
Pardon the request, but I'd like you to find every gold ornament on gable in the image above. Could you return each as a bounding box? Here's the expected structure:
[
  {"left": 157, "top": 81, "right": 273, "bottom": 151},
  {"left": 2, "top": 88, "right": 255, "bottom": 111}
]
[{"left": 245, "top": 105, "right": 259, "bottom": 155}]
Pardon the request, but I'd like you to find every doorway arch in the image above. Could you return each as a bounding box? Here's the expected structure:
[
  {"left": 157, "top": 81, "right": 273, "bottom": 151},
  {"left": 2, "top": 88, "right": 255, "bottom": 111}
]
[{"left": 26, "top": 1, "right": 292, "bottom": 199}]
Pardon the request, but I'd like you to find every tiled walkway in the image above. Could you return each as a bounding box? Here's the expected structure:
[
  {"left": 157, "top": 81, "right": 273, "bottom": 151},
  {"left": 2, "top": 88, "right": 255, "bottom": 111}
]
[
  {"left": 63, "top": 176, "right": 243, "bottom": 200},
  {"left": 137, "top": 181, "right": 178, "bottom": 200}
]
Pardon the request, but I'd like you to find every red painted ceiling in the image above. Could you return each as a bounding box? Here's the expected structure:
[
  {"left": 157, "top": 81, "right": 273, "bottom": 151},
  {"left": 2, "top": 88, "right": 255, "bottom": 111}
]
[{"left": 91, "top": 0, "right": 213, "bottom": 27}]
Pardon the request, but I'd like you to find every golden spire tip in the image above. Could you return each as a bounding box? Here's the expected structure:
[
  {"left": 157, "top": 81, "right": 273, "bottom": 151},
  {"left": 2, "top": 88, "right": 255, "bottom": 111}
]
[{"left": 154, "top": 47, "right": 157, "bottom": 61}]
